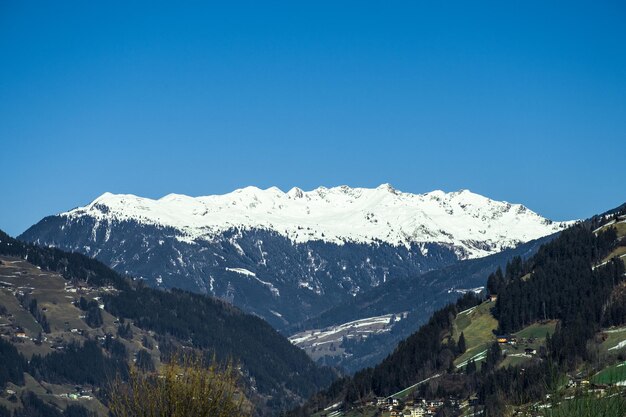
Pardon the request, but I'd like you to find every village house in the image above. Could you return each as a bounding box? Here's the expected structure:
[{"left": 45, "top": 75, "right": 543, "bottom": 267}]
[
  {"left": 496, "top": 334, "right": 516, "bottom": 344},
  {"left": 402, "top": 406, "right": 425, "bottom": 417}
]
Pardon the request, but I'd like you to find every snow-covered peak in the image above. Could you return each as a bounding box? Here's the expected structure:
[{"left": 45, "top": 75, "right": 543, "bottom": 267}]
[
  {"left": 287, "top": 187, "right": 304, "bottom": 199},
  {"left": 63, "top": 185, "right": 573, "bottom": 258}
]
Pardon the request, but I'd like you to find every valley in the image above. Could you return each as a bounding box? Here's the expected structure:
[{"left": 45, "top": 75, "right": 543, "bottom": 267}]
[{"left": 3, "top": 2, "right": 623, "bottom": 415}]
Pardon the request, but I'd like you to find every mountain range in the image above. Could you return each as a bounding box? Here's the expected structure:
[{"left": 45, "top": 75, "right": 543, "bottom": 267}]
[{"left": 20, "top": 185, "right": 570, "bottom": 332}]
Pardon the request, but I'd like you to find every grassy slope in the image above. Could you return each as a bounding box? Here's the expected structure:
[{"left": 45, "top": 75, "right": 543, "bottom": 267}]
[
  {"left": 594, "top": 326, "right": 626, "bottom": 385},
  {"left": 452, "top": 300, "right": 556, "bottom": 369},
  {"left": 592, "top": 361, "right": 626, "bottom": 384},
  {"left": 516, "top": 321, "right": 558, "bottom": 339},
  {"left": 543, "top": 395, "right": 626, "bottom": 417},
  {"left": 601, "top": 326, "right": 626, "bottom": 351},
  {"left": 594, "top": 219, "right": 626, "bottom": 237},
  {"left": 499, "top": 321, "right": 556, "bottom": 368},
  {"left": 453, "top": 301, "right": 498, "bottom": 367}
]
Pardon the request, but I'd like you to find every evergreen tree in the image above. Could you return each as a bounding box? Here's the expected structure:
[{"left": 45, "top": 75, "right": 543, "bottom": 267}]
[
  {"left": 458, "top": 332, "right": 466, "bottom": 354},
  {"left": 117, "top": 323, "right": 133, "bottom": 340},
  {"left": 465, "top": 358, "right": 476, "bottom": 374},
  {"left": 483, "top": 343, "right": 501, "bottom": 373},
  {"left": 85, "top": 305, "right": 103, "bottom": 328},
  {"left": 135, "top": 349, "right": 155, "bottom": 372}
]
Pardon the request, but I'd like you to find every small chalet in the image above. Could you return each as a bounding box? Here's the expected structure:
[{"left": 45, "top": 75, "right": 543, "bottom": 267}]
[{"left": 496, "top": 334, "right": 516, "bottom": 344}]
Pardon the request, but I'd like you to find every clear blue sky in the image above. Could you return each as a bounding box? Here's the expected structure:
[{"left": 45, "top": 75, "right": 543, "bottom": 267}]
[{"left": 1, "top": 1, "right": 625, "bottom": 236}]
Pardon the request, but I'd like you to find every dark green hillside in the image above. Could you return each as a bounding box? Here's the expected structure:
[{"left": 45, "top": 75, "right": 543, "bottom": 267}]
[
  {"left": 0, "top": 229, "right": 335, "bottom": 415},
  {"left": 105, "top": 287, "right": 335, "bottom": 397},
  {"left": 492, "top": 226, "right": 623, "bottom": 364}
]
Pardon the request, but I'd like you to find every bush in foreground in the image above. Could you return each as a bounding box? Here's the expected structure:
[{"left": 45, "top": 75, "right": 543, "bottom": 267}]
[{"left": 108, "top": 353, "right": 251, "bottom": 417}]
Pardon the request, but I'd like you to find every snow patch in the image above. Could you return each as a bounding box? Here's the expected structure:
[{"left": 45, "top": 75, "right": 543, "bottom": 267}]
[
  {"left": 225, "top": 267, "right": 280, "bottom": 297},
  {"left": 609, "top": 340, "right": 626, "bottom": 351},
  {"left": 289, "top": 313, "right": 407, "bottom": 346}
]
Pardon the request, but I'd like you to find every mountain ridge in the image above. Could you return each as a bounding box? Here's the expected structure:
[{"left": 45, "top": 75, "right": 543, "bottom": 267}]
[{"left": 48, "top": 185, "right": 570, "bottom": 259}]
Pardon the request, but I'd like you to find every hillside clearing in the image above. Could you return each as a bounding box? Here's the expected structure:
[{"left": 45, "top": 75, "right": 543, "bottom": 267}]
[{"left": 453, "top": 301, "right": 498, "bottom": 367}]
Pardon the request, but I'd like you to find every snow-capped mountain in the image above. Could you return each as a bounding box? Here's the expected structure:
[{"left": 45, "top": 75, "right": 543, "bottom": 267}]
[
  {"left": 56, "top": 184, "right": 565, "bottom": 258},
  {"left": 19, "top": 185, "right": 571, "bottom": 330}
]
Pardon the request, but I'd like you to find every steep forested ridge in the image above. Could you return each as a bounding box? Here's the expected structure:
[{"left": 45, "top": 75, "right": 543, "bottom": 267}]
[
  {"left": 491, "top": 227, "right": 619, "bottom": 332},
  {"left": 104, "top": 286, "right": 335, "bottom": 398},
  {"left": 491, "top": 225, "right": 624, "bottom": 364}
]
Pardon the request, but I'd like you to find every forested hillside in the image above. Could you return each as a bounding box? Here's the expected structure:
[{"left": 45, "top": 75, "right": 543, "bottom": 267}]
[
  {"left": 291, "top": 205, "right": 626, "bottom": 417},
  {"left": 0, "top": 230, "right": 335, "bottom": 415}
]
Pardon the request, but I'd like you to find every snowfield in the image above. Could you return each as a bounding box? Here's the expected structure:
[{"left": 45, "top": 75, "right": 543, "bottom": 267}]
[
  {"left": 60, "top": 184, "right": 572, "bottom": 259},
  {"left": 289, "top": 313, "right": 408, "bottom": 347}
]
